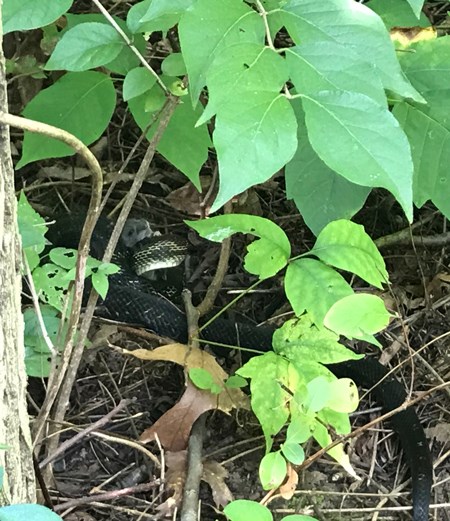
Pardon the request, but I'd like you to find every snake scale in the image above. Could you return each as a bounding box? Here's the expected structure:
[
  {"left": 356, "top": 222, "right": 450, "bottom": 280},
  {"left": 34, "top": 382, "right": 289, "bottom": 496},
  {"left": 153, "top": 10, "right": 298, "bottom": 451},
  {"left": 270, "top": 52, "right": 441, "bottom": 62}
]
[{"left": 47, "top": 215, "right": 432, "bottom": 520}]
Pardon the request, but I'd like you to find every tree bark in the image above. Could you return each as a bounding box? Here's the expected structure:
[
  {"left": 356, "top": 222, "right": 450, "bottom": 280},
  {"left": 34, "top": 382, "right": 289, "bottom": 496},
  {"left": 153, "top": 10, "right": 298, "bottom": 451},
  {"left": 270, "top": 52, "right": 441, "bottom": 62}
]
[{"left": 0, "top": 0, "right": 36, "bottom": 504}]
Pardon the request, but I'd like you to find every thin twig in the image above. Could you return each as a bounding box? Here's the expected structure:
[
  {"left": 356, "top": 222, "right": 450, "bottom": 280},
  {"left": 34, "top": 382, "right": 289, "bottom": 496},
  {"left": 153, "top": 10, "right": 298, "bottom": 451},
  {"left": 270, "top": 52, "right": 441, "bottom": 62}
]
[
  {"left": 39, "top": 399, "right": 130, "bottom": 469},
  {"left": 92, "top": 0, "right": 168, "bottom": 93},
  {"left": 53, "top": 481, "right": 160, "bottom": 512}
]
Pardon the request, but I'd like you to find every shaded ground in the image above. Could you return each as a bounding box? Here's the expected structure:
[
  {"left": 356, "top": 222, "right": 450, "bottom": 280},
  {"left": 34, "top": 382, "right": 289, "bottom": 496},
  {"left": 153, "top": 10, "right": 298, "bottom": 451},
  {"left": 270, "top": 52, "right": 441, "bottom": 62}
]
[{"left": 23, "top": 170, "right": 450, "bottom": 520}]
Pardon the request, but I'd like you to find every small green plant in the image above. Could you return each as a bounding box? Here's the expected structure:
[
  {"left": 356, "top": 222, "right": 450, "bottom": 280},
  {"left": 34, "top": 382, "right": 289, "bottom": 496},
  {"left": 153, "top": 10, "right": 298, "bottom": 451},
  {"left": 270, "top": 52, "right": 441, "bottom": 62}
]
[
  {"left": 17, "top": 193, "right": 118, "bottom": 377},
  {"left": 188, "top": 214, "right": 390, "bottom": 504}
]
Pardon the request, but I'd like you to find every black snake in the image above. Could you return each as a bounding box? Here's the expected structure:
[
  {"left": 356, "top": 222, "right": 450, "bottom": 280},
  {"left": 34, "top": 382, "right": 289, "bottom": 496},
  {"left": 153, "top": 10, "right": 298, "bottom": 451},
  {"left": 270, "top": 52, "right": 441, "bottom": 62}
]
[{"left": 46, "top": 215, "right": 432, "bottom": 520}]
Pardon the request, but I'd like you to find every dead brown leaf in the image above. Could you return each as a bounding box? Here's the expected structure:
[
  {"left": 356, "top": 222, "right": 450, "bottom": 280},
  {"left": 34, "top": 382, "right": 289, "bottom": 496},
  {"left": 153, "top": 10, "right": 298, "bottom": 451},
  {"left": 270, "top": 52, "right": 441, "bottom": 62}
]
[
  {"left": 124, "top": 343, "right": 249, "bottom": 413},
  {"left": 156, "top": 450, "right": 187, "bottom": 516},
  {"left": 140, "top": 380, "right": 218, "bottom": 450},
  {"left": 203, "top": 460, "right": 233, "bottom": 507},
  {"left": 279, "top": 463, "right": 298, "bottom": 499}
]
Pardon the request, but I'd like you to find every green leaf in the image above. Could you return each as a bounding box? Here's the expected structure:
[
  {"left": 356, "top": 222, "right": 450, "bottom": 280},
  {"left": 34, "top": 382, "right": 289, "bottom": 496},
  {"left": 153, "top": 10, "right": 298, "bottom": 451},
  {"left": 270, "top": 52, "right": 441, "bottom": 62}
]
[
  {"left": 225, "top": 375, "right": 248, "bottom": 389},
  {"left": 0, "top": 504, "right": 63, "bottom": 521},
  {"left": 224, "top": 500, "right": 273, "bottom": 521},
  {"left": 326, "top": 378, "right": 359, "bottom": 413},
  {"left": 198, "top": 44, "right": 289, "bottom": 125},
  {"left": 186, "top": 214, "right": 291, "bottom": 279},
  {"left": 286, "top": 42, "right": 386, "bottom": 106},
  {"left": 91, "top": 272, "right": 109, "bottom": 300},
  {"left": 398, "top": 38, "right": 450, "bottom": 128},
  {"left": 324, "top": 294, "right": 393, "bottom": 346},
  {"left": 17, "top": 192, "right": 47, "bottom": 270},
  {"left": 179, "top": 0, "right": 264, "bottom": 103},
  {"left": 189, "top": 367, "right": 222, "bottom": 394},
  {"left": 24, "top": 306, "right": 61, "bottom": 352},
  {"left": 395, "top": 103, "right": 450, "bottom": 217},
  {"left": 45, "top": 23, "right": 124, "bottom": 72},
  {"left": 64, "top": 14, "right": 146, "bottom": 75},
  {"left": 33, "top": 264, "right": 72, "bottom": 312},
  {"left": 17, "top": 71, "right": 116, "bottom": 169},
  {"left": 281, "top": 0, "right": 424, "bottom": 102},
  {"left": 273, "top": 317, "right": 362, "bottom": 367},
  {"left": 97, "top": 262, "right": 120, "bottom": 275},
  {"left": 286, "top": 415, "right": 312, "bottom": 444},
  {"left": 259, "top": 451, "right": 287, "bottom": 490},
  {"left": 286, "top": 104, "right": 370, "bottom": 235},
  {"left": 123, "top": 67, "right": 157, "bottom": 101},
  {"left": 305, "top": 376, "right": 331, "bottom": 413},
  {"left": 49, "top": 248, "right": 77, "bottom": 270},
  {"left": 161, "top": 53, "right": 186, "bottom": 76},
  {"left": 366, "top": 0, "right": 429, "bottom": 29},
  {"left": 127, "top": 0, "right": 179, "bottom": 34},
  {"left": 312, "top": 220, "right": 388, "bottom": 288},
  {"left": 238, "top": 352, "right": 295, "bottom": 451},
  {"left": 129, "top": 94, "right": 211, "bottom": 190},
  {"left": 140, "top": 0, "right": 194, "bottom": 22},
  {"left": 302, "top": 91, "right": 413, "bottom": 220},
  {"left": 405, "top": 0, "right": 425, "bottom": 18},
  {"left": 281, "top": 442, "right": 305, "bottom": 465},
  {"left": 285, "top": 258, "right": 353, "bottom": 326},
  {"left": 2, "top": 0, "right": 73, "bottom": 34},
  {"left": 212, "top": 92, "right": 297, "bottom": 213}
]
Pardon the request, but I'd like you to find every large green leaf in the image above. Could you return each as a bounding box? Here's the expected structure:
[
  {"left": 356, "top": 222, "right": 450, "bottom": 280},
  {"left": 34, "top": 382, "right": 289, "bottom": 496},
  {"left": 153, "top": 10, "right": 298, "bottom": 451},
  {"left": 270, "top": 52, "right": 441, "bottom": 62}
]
[
  {"left": 281, "top": 0, "right": 423, "bottom": 102},
  {"left": 311, "top": 220, "right": 388, "bottom": 288},
  {"left": 198, "top": 44, "right": 289, "bottom": 125},
  {"left": 394, "top": 103, "right": 450, "bottom": 217},
  {"left": 17, "top": 72, "right": 116, "bottom": 169},
  {"left": 399, "top": 37, "right": 450, "bottom": 129},
  {"left": 187, "top": 214, "right": 291, "bottom": 279},
  {"left": 285, "top": 258, "right": 353, "bottom": 326},
  {"left": 178, "top": 0, "right": 264, "bottom": 103},
  {"left": 45, "top": 22, "right": 124, "bottom": 72},
  {"left": 405, "top": 0, "right": 425, "bottom": 18},
  {"left": 128, "top": 94, "right": 211, "bottom": 189},
  {"left": 366, "top": 0, "right": 429, "bottom": 28},
  {"left": 286, "top": 42, "right": 386, "bottom": 106},
  {"left": 224, "top": 500, "right": 273, "bottom": 521},
  {"left": 324, "top": 294, "right": 392, "bottom": 346},
  {"left": 212, "top": 92, "right": 297, "bottom": 212},
  {"left": 302, "top": 90, "right": 413, "bottom": 220},
  {"left": 238, "top": 352, "right": 295, "bottom": 451},
  {"left": 2, "top": 0, "right": 73, "bottom": 34},
  {"left": 286, "top": 104, "right": 370, "bottom": 235},
  {"left": 64, "top": 14, "right": 146, "bottom": 75},
  {"left": 127, "top": 0, "right": 179, "bottom": 34},
  {"left": 139, "top": 0, "right": 195, "bottom": 23}
]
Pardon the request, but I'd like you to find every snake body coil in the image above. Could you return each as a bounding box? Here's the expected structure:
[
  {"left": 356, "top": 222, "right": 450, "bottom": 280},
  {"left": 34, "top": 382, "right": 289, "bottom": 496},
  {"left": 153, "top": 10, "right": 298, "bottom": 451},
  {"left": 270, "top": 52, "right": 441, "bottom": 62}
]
[{"left": 47, "top": 215, "right": 432, "bottom": 520}]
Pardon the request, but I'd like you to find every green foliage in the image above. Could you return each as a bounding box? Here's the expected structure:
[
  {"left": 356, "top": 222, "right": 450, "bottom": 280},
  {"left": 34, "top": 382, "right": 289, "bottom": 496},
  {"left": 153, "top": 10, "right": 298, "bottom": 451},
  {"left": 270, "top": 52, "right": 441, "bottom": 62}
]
[
  {"left": 188, "top": 214, "right": 291, "bottom": 279},
  {"left": 224, "top": 499, "right": 316, "bottom": 521},
  {"left": 24, "top": 305, "right": 66, "bottom": 377},
  {"left": 190, "top": 214, "right": 386, "bottom": 491},
  {"left": 2, "top": 0, "right": 73, "bottom": 34},
  {"left": 0, "top": 504, "right": 63, "bottom": 521},
  {"left": 189, "top": 368, "right": 222, "bottom": 394},
  {"left": 17, "top": 71, "right": 116, "bottom": 169},
  {"left": 6, "top": 0, "right": 446, "bottom": 230},
  {"left": 17, "top": 194, "right": 118, "bottom": 377},
  {"left": 17, "top": 192, "right": 47, "bottom": 271},
  {"left": 46, "top": 22, "right": 124, "bottom": 72}
]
